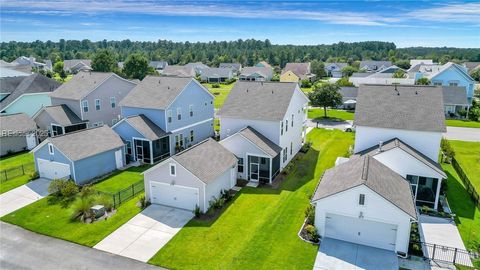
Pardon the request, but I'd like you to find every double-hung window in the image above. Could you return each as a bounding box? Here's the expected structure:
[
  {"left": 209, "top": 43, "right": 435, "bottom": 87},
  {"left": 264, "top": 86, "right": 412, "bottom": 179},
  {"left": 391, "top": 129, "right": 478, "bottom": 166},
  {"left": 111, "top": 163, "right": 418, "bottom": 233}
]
[
  {"left": 82, "top": 100, "right": 89, "bottom": 113},
  {"left": 283, "top": 148, "right": 288, "bottom": 162},
  {"left": 281, "top": 121, "right": 284, "bottom": 135},
  {"left": 110, "top": 97, "right": 116, "bottom": 108},
  {"left": 359, "top": 194, "right": 365, "bottom": 205},
  {"left": 48, "top": 143, "right": 54, "bottom": 155},
  {"left": 95, "top": 99, "right": 101, "bottom": 111},
  {"left": 167, "top": 110, "right": 172, "bottom": 123},
  {"left": 169, "top": 164, "right": 176, "bottom": 176},
  {"left": 285, "top": 120, "right": 288, "bottom": 132},
  {"left": 190, "top": 130, "right": 194, "bottom": 142},
  {"left": 177, "top": 108, "right": 182, "bottom": 120},
  {"left": 291, "top": 114, "right": 294, "bottom": 127},
  {"left": 238, "top": 158, "right": 244, "bottom": 173},
  {"left": 189, "top": 105, "right": 194, "bottom": 117}
]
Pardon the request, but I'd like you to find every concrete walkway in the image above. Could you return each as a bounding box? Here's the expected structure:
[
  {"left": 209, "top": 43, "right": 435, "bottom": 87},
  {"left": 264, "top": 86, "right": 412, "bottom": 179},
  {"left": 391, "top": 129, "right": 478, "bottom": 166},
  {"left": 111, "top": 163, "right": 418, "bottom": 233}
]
[
  {"left": 443, "top": 126, "right": 480, "bottom": 142},
  {"left": 94, "top": 204, "right": 193, "bottom": 262},
  {"left": 0, "top": 178, "right": 50, "bottom": 217}
]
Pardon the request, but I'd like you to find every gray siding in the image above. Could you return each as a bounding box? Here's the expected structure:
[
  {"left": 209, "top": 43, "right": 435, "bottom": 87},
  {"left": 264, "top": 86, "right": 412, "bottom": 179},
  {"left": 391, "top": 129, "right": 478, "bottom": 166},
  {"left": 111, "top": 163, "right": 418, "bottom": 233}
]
[
  {"left": 34, "top": 142, "right": 74, "bottom": 178},
  {"left": 0, "top": 136, "right": 27, "bottom": 156},
  {"left": 204, "top": 168, "right": 235, "bottom": 207},
  {"left": 50, "top": 98, "right": 82, "bottom": 121},
  {"left": 73, "top": 147, "right": 124, "bottom": 185}
]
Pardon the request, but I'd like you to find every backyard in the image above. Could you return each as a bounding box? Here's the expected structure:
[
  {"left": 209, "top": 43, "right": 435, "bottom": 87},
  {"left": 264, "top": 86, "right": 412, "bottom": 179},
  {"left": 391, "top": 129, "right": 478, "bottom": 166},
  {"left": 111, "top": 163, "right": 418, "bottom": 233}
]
[
  {"left": 0, "top": 152, "right": 35, "bottom": 194},
  {"left": 450, "top": 140, "right": 480, "bottom": 193},
  {"left": 308, "top": 108, "right": 355, "bottom": 121},
  {"left": 149, "top": 129, "right": 354, "bottom": 269},
  {"left": 202, "top": 82, "right": 235, "bottom": 109}
]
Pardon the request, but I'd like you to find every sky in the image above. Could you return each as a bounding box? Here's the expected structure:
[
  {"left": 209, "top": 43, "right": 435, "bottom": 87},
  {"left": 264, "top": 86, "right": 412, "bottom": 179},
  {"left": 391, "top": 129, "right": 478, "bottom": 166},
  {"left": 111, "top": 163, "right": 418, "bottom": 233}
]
[{"left": 0, "top": 0, "right": 479, "bottom": 48}]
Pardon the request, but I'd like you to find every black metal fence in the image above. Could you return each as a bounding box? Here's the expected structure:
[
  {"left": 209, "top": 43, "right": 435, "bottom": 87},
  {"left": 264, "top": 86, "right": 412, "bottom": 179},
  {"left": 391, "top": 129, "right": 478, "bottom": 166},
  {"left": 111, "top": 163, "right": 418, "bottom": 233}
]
[
  {"left": 452, "top": 157, "right": 480, "bottom": 208},
  {"left": 97, "top": 180, "right": 144, "bottom": 208},
  {"left": 411, "top": 241, "right": 476, "bottom": 267},
  {"left": 0, "top": 162, "right": 35, "bottom": 182}
]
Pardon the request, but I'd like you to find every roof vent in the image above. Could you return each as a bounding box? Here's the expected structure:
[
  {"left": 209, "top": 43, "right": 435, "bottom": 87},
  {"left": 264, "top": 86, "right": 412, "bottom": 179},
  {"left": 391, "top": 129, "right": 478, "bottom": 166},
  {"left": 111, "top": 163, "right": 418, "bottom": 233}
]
[
  {"left": 158, "top": 79, "right": 161, "bottom": 84},
  {"left": 246, "top": 89, "right": 249, "bottom": 93},
  {"left": 415, "top": 90, "right": 418, "bottom": 95},
  {"left": 378, "top": 141, "right": 383, "bottom": 152},
  {"left": 272, "top": 90, "right": 274, "bottom": 94},
  {"left": 168, "top": 86, "right": 170, "bottom": 89}
]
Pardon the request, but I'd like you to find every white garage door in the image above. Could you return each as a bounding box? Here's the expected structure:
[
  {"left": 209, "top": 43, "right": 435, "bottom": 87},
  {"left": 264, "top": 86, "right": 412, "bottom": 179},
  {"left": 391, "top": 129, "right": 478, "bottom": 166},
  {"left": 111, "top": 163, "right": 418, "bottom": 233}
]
[
  {"left": 150, "top": 181, "right": 199, "bottom": 211},
  {"left": 325, "top": 213, "right": 397, "bottom": 251},
  {"left": 37, "top": 158, "right": 71, "bottom": 180}
]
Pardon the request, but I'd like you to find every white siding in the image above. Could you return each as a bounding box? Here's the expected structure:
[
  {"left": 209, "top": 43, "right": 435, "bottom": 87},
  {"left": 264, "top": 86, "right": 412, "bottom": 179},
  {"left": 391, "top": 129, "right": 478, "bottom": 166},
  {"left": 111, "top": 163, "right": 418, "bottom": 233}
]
[
  {"left": 204, "top": 168, "right": 236, "bottom": 208},
  {"left": 220, "top": 117, "right": 280, "bottom": 144}
]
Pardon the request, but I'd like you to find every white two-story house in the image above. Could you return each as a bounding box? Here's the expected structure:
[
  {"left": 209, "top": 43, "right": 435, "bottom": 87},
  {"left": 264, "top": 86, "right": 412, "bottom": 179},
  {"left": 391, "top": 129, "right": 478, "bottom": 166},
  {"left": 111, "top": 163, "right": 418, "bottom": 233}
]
[{"left": 218, "top": 81, "right": 309, "bottom": 184}]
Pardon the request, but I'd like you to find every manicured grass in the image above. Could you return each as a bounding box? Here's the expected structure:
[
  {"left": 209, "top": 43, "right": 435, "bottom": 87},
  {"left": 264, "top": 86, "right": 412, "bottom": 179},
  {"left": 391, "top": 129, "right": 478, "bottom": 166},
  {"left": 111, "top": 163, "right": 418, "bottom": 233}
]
[
  {"left": 0, "top": 152, "right": 34, "bottom": 170},
  {"left": 93, "top": 166, "right": 148, "bottom": 194},
  {"left": 0, "top": 152, "right": 35, "bottom": 194},
  {"left": 149, "top": 129, "right": 354, "bottom": 269},
  {"left": 301, "top": 86, "right": 313, "bottom": 93},
  {"left": 0, "top": 175, "right": 31, "bottom": 194},
  {"left": 1, "top": 193, "right": 144, "bottom": 247},
  {"left": 308, "top": 108, "right": 355, "bottom": 121},
  {"left": 450, "top": 140, "right": 480, "bottom": 194},
  {"left": 214, "top": 118, "right": 220, "bottom": 132},
  {"left": 446, "top": 119, "right": 480, "bottom": 128},
  {"left": 202, "top": 83, "right": 235, "bottom": 109}
]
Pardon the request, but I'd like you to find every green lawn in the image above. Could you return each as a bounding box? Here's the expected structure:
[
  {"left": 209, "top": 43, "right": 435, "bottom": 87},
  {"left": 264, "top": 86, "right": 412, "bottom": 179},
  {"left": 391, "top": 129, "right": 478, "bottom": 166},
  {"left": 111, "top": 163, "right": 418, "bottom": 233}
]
[
  {"left": 450, "top": 140, "right": 480, "bottom": 194},
  {"left": 214, "top": 118, "right": 220, "bottom": 132},
  {"left": 308, "top": 108, "right": 355, "bottom": 121},
  {"left": 0, "top": 152, "right": 35, "bottom": 194},
  {"left": 0, "top": 152, "right": 34, "bottom": 170},
  {"left": 0, "top": 175, "right": 32, "bottom": 194},
  {"left": 202, "top": 83, "right": 235, "bottom": 109},
  {"left": 149, "top": 129, "right": 354, "bottom": 269},
  {"left": 53, "top": 73, "right": 73, "bottom": 83},
  {"left": 93, "top": 166, "right": 148, "bottom": 194},
  {"left": 446, "top": 120, "right": 480, "bottom": 128}
]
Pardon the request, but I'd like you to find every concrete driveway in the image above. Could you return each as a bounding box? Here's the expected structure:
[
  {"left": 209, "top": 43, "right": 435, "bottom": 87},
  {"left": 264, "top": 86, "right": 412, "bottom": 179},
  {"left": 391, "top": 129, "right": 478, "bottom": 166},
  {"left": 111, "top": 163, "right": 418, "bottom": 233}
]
[
  {"left": 94, "top": 204, "right": 193, "bottom": 262},
  {"left": 0, "top": 178, "right": 50, "bottom": 217},
  {"left": 443, "top": 126, "right": 480, "bottom": 142},
  {"left": 314, "top": 238, "right": 398, "bottom": 270}
]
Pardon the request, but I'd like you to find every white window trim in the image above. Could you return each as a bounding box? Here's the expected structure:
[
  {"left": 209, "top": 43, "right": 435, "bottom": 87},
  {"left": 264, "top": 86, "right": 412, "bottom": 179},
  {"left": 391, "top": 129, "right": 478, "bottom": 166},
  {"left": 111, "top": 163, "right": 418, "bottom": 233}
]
[
  {"left": 110, "top": 97, "right": 116, "bottom": 108},
  {"left": 359, "top": 193, "right": 366, "bottom": 206},
  {"left": 177, "top": 108, "right": 182, "bottom": 120},
  {"left": 48, "top": 143, "right": 54, "bottom": 155},
  {"left": 167, "top": 110, "right": 172, "bottom": 123},
  {"left": 169, "top": 163, "right": 176, "bottom": 176},
  {"left": 189, "top": 104, "right": 194, "bottom": 117},
  {"left": 82, "top": 100, "right": 89, "bottom": 113},
  {"left": 95, "top": 99, "right": 101, "bottom": 111}
]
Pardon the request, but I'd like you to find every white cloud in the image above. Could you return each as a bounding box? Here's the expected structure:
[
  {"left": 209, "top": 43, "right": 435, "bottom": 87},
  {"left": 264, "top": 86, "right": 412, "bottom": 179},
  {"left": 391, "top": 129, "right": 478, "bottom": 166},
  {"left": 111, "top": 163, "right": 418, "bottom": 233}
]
[{"left": 406, "top": 3, "right": 480, "bottom": 22}]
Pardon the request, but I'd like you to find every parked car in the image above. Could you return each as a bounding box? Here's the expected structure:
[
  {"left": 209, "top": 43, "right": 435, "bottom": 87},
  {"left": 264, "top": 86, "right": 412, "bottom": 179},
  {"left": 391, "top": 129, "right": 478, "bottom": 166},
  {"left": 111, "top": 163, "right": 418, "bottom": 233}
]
[{"left": 344, "top": 124, "right": 355, "bottom": 132}]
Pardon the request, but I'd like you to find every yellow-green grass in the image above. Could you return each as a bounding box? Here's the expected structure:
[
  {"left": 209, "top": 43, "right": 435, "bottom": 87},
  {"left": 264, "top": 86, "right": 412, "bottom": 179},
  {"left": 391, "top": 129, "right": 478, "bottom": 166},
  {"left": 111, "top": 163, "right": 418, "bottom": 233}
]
[
  {"left": 0, "top": 152, "right": 35, "bottom": 194},
  {"left": 93, "top": 166, "right": 149, "bottom": 194},
  {"left": 53, "top": 73, "right": 73, "bottom": 83},
  {"left": 450, "top": 140, "right": 480, "bottom": 194},
  {"left": 0, "top": 152, "right": 34, "bottom": 170},
  {"left": 308, "top": 108, "right": 355, "bottom": 121},
  {"left": 446, "top": 119, "right": 480, "bottom": 128},
  {"left": 148, "top": 129, "right": 354, "bottom": 269},
  {"left": 0, "top": 175, "right": 31, "bottom": 194},
  {"left": 202, "top": 83, "right": 235, "bottom": 109},
  {"left": 214, "top": 118, "right": 220, "bottom": 132}
]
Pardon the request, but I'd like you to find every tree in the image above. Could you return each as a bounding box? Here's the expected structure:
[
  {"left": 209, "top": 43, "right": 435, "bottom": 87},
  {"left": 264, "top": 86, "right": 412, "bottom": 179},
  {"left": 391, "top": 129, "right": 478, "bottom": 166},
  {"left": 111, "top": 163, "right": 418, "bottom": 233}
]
[
  {"left": 415, "top": 77, "right": 431, "bottom": 85},
  {"left": 394, "top": 60, "right": 410, "bottom": 69},
  {"left": 471, "top": 69, "right": 480, "bottom": 82},
  {"left": 123, "top": 53, "right": 154, "bottom": 80},
  {"left": 53, "top": 61, "right": 64, "bottom": 74},
  {"left": 308, "top": 83, "right": 343, "bottom": 118},
  {"left": 335, "top": 77, "right": 354, "bottom": 87},
  {"left": 341, "top": 66, "right": 358, "bottom": 77},
  {"left": 91, "top": 49, "right": 117, "bottom": 72},
  {"left": 392, "top": 69, "right": 406, "bottom": 78},
  {"left": 310, "top": 60, "right": 326, "bottom": 78}
]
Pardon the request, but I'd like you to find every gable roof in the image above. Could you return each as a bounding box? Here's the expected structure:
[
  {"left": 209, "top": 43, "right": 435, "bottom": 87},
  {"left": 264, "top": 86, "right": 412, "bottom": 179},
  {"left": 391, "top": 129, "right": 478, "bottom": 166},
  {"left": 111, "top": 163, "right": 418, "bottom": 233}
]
[
  {"left": 463, "top": 62, "right": 480, "bottom": 73},
  {"left": 239, "top": 66, "right": 273, "bottom": 78},
  {"left": 311, "top": 155, "right": 417, "bottom": 218},
  {"left": 282, "top": 63, "right": 311, "bottom": 77},
  {"left": 237, "top": 126, "right": 282, "bottom": 157},
  {"left": 149, "top": 61, "right": 168, "bottom": 69},
  {"left": 360, "top": 60, "right": 392, "bottom": 70},
  {"left": 356, "top": 138, "right": 446, "bottom": 178},
  {"left": 427, "top": 62, "right": 474, "bottom": 82},
  {"left": 42, "top": 125, "right": 124, "bottom": 161},
  {"left": 123, "top": 114, "right": 169, "bottom": 141},
  {"left": 442, "top": 86, "right": 468, "bottom": 106},
  {"left": 49, "top": 72, "right": 117, "bottom": 100},
  {"left": 325, "top": 62, "right": 348, "bottom": 70},
  {"left": 172, "top": 138, "right": 237, "bottom": 184},
  {"left": 35, "top": 105, "right": 84, "bottom": 126},
  {"left": 354, "top": 84, "right": 446, "bottom": 133},
  {"left": 202, "top": 67, "right": 232, "bottom": 78},
  {"left": 0, "top": 74, "right": 60, "bottom": 110},
  {"left": 0, "top": 76, "right": 26, "bottom": 93},
  {"left": 63, "top": 59, "right": 92, "bottom": 72},
  {"left": 339, "top": 87, "right": 359, "bottom": 100},
  {"left": 256, "top": 61, "right": 272, "bottom": 69},
  {"left": 219, "top": 63, "right": 242, "bottom": 70},
  {"left": 218, "top": 81, "right": 304, "bottom": 121},
  {"left": 162, "top": 65, "right": 196, "bottom": 77},
  {"left": 0, "top": 113, "right": 37, "bottom": 137}
]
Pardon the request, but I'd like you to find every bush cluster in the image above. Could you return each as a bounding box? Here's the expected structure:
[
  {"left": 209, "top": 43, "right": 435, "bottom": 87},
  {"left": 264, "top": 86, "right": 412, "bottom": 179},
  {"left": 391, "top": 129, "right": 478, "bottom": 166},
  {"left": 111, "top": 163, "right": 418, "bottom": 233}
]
[{"left": 48, "top": 179, "right": 79, "bottom": 198}]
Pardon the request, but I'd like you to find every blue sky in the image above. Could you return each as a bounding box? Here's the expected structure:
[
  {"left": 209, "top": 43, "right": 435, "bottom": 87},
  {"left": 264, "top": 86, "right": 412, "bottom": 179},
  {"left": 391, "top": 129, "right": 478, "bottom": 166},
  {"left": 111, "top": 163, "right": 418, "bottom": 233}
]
[{"left": 1, "top": 0, "right": 479, "bottom": 47}]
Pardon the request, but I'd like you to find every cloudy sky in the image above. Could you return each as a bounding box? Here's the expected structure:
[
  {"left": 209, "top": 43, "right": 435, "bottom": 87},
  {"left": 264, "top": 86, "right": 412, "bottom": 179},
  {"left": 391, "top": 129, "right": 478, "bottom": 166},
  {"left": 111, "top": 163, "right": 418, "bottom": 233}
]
[{"left": 1, "top": 0, "right": 479, "bottom": 47}]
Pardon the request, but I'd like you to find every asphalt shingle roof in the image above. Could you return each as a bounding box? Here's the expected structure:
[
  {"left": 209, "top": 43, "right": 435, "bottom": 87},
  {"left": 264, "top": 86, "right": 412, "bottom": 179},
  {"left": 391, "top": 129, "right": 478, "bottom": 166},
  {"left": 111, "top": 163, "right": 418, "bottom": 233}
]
[
  {"left": 311, "top": 155, "right": 417, "bottom": 218},
  {"left": 354, "top": 84, "right": 446, "bottom": 132},
  {"left": 172, "top": 138, "right": 237, "bottom": 184},
  {"left": 339, "top": 87, "right": 358, "bottom": 100},
  {"left": 442, "top": 86, "right": 468, "bottom": 106},
  {"left": 0, "top": 113, "right": 37, "bottom": 137},
  {"left": 201, "top": 67, "right": 232, "bottom": 78},
  {"left": 162, "top": 65, "right": 196, "bottom": 77},
  {"left": 124, "top": 115, "right": 169, "bottom": 141},
  {"left": 282, "top": 62, "right": 311, "bottom": 77},
  {"left": 38, "top": 105, "right": 84, "bottom": 126},
  {"left": 240, "top": 66, "right": 273, "bottom": 78},
  {"left": 49, "top": 72, "right": 114, "bottom": 100},
  {"left": 238, "top": 126, "right": 282, "bottom": 157}
]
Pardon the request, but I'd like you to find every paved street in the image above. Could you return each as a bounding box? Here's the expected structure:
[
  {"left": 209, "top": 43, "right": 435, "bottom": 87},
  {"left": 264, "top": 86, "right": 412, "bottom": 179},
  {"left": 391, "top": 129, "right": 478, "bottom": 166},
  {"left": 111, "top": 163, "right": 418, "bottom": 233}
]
[
  {"left": 443, "top": 126, "right": 480, "bottom": 142},
  {"left": 0, "top": 222, "right": 164, "bottom": 270}
]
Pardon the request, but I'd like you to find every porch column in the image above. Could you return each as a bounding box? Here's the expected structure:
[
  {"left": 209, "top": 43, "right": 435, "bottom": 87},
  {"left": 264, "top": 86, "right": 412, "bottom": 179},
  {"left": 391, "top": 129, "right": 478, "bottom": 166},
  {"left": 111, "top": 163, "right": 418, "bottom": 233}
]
[
  {"left": 269, "top": 158, "right": 272, "bottom": 183},
  {"left": 149, "top": 141, "right": 153, "bottom": 165},
  {"left": 434, "top": 178, "right": 442, "bottom": 210}
]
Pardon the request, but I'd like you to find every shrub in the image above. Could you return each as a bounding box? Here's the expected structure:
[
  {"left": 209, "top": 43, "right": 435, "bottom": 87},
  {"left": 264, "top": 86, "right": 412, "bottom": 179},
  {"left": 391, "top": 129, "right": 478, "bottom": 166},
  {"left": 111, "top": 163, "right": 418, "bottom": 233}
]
[
  {"left": 300, "top": 141, "right": 312, "bottom": 153},
  {"left": 209, "top": 196, "right": 226, "bottom": 209},
  {"left": 305, "top": 224, "right": 320, "bottom": 242},
  {"left": 440, "top": 138, "right": 455, "bottom": 162},
  {"left": 193, "top": 205, "right": 201, "bottom": 218},
  {"left": 71, "top": 197, "right": 94, "bottom": 222},
  {"left": 305, "top": 205, "right": 315, "bottom": 225},
  {"left": 79, "top": 185, "right": 95, "bottom": 199},
  {"left": 138, "top": 195, "right": 150, "bottom": 209},
  {"left": 211, "top": 83, "right": 220, "bottom": 88},
  {"left": 301, "top": 79, "right": 312, "bottom": 88},
  {"left": 93, "top": 194, "right": 113, "bottom": 211},
  {"left": 48, "top": 179, "right": 67, "bottom": 196},
  {"left": 220, "top": 189, "right": 233, "bottom": 202},
  {"left": 60, "top": 181, "right": 79, "bottom": 198},
  {"left": 29, "top": 171, "right": 39, "bottom": 181},
  {"left": 223, "top": 78, "right": 236, "bottom": 85}
]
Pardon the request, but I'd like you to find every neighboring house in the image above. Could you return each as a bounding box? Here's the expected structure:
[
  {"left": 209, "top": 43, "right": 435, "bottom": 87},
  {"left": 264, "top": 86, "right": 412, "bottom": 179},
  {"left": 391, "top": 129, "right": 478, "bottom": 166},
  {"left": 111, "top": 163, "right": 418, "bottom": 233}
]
[
  {"left": 185, "top": 62, "right": 209, "bottom": 75},
  {"left": 32, "top": 125, "right": 125, "bottom": 184},
  {"left": 200, "top": 67, "right": 233, "bottom": 83},
  {"left": 0, "top": 73, "right": 61, "bottom": 117},
  {"left": 33, "top": 104, "right": 88, "bottom": 138},
  {"left": 63, "top": 59, "right": 92, "bottom": 73},
  {"left": 324, "top": 62, "right": 347, "bottom": 78},
  {"left": 463, "top": 62, "right": 480, "bottom": 75},
  {"left": 255, "top": 61, "right": 272, "bottom": 69},
  {"left": 239, "top": 66, "right": 273, "bottom": 81},
  {"left": 353, "top": 84, "right": 446, "bottom": 162},
  {"left": 114, "top": 76, "right": 215, "bottom": 163},
  {"left": 162, "top": 65, "right": 196, "bottom": 77},
  {"left": 0, "top": 66, "right": 31, "bottom": 78},
  {"left": 311, "top": 155, "right": 416, "bottom": 254},
  {"left": 149, "top": 61, "right": 168, "bottom": 71},
  {"left": 143, "top": 138, "right": 237, "bottom": 212},
  {"left": 410, "top": 59, "right": 433, "bottom": 67},
  {"left": 349, "top": 68, "right": 415, "bottom": 86},
  {"left": 280, "top": 62, "right": 315, "bottom": 82},
  {"left": 0, "top": 113, "right": 38, "bottom": 156},
  {"left": 219, "top": 63, "right": 242, "bottom": 74},
  {"left": 442, "top": 86, "right": 469, "bottom": 117},
  {"left": 49, "top": 71, "right": 137, "bottom": 127},
  {"left": 338, "top": 86, "right": 358, "bottom": 109},
  {"left": 218, "top": 81, "right": 309, "bottom": 184},
  {"left": 11, "top": 56, "right": 47, "bottom": 70},
  {"left": 359, "top": 60, "right": 392, "bottom": 72}
]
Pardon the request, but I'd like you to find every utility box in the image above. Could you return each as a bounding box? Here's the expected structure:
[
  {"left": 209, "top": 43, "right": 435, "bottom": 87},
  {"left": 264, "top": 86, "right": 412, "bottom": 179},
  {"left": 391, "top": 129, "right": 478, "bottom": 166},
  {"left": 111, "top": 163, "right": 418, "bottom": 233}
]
[{"left": 91, "top": 205, "right": 105, "bottom": 218}]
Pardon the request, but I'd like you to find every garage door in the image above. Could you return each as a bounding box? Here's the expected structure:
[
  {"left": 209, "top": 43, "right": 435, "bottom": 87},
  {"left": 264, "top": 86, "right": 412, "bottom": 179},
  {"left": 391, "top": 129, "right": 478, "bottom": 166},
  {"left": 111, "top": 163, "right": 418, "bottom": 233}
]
[
  {"left": 37, "top": 158, "right": 71, "bottom": 180},
  {"left": 325, "top": 213, "right": 397, "bottom": 251},
  {"left": 150, "top": 182, "right": 199, "bottom": 211}
]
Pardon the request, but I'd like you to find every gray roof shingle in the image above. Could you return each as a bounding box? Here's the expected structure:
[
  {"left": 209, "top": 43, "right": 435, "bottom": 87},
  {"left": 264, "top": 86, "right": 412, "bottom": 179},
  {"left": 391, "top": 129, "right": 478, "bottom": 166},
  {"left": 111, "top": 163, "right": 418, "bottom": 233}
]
[
  {"left": 219, "top": 63, "right": 242, "bottom": 71},
  {"left": 0, "top": 113, "right": 37, "bottom": 137},
  {"left": 45, "top": 125, "right": 124, "bottom": 161},
  {"left": 49, "top": 72, "right": 115, "bottom": 100},
  {"left": 124, "top": 115, "right": 169, "bottom": 141},
  {"left": 172, "top": 138, "right": 237, "bottom": 184},
  {"left": 442, "top": 86, "right": 468, "bottom": 106},
  {"left": 354, "top": 84, "right": 446, "bottom": 132},
  {"left": 63, "top": 59, "right": 92, "bottom": 72},
  {"left": 218, "top": 81, "right": 303, "bottom": 121},
  {"left": 282, "top": 63, "right": 311, "bottom": 78},
  {"left": 311, "top": 155, "right": 417, "bottom": 218},
  {"left": 239, "top": 66, "right": 273, "bottom": 78},
  {"left": 201, "top": 67, "right": 232, "bottom": 78},
  {"left": 38, "top": 105, "right": 84, "bottom": 126},
  {"left": 339, "top": 87, "right": 358, "bottom": 100},
  {"left": 238, "top": 126, "right": 282, "bottom": 157},
  {"left": 161, "top": 65, "right": 196, "bottom": 77},
  {"left": 360, "top": 61, "right": 392, "bottom": 70}
]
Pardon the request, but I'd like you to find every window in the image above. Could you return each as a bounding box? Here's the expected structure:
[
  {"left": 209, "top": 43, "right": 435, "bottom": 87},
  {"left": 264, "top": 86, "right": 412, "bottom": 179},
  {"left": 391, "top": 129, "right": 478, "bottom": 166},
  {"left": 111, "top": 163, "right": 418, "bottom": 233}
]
[
  {"left": 449, "top": 81, "right": 459, "bottom": 87},
  {"left": 110, "top": 97, "right": 116, "bottom": 108},
  {"left": 169, "top": 164, "right": 176, "bottom": 176},
  {"left": 285, "top": 120, "right": 288, "bottom": 132},
  {"left": 95, "top": 99, "right": 101, "bottom": 111},
  {"left": 433, "top": 81, "right": 442, "bottom": 86},
  {"left": 175, "top": 134, "right": 184, "bottom": 147},
  {"left": 291, "top": 114, "right": 294, "bottom": 127},
  {"left": 261, "top": 157, "right": 266, "bottom": 165},
  {"left": 177, "top": 108, "right": 182, "bottom": 120},
  {"left": 359, "top": 194, "right": 365, "bottom": 205},
  {"left": 48, "top": 143, "right": 54, "bottom": 155},
  {"left": 167, "top": 110, "right": 172, "bottom": 123},
  {"left": 125, "top": 141, "right": 132, "bottom": 155},
  {"left": 238, "top": 158, "right": 244, "bottom": 173},
  {"left": 190, "top": 130, "right": 194, "bottom": 142},
  {"left": 82, "top": 100, "right": 89, "bottom": 113},
  {"left": 281, "top": 121, "right": 284, "bottom": 135},
  {"left": 189, "top": 105, "right": 194, "bottom": 117},
  {"left": 283, "top": 148, "right": 288, "bottom": 162},
  {"left": 290, "top": 142, "right": 293, "bottom": 155}
]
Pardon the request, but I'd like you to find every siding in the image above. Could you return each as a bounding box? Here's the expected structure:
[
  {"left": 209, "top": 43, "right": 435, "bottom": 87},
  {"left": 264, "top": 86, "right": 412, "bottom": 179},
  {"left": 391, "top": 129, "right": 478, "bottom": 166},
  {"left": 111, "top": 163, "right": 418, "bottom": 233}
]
[
  {"left": 112, "top": 119, "right": 146, "bottom": 142},
  {"left": 121, "top": 107, "right": 166, "bottom": 130},
  {"left": 169, "top": 119, "right": 214, "bottom": 155},
  {"left": 34, "top": 142, "right": 74, "bottom": 179},
  {"left": 280, "top": 71, "right": 300, "bottom": 83},
  {"left": 73, "top": 147, "right": 124, "bottom": 185},
  {"left": 0, "top": 136, "right": 27, "bottom": 156},
  {"left": 50, "top": 98, "right": 82, "bottom": 121},
  {"left": 220, "top": 117, "right": 280, "bottom": 144},
  {"left": 430, "top": 68, "right": 475, "bottom": 103},
  {"left": 204, "top": 168, "right": 236, "bottom": 207}
]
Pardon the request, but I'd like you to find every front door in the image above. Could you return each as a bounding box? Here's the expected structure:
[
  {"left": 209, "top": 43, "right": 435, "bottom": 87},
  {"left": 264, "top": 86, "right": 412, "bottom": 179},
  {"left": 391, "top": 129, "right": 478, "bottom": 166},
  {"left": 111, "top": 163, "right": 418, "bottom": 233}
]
[
  {"left": 250, "top": 163, "right": 259, "bottom": 182},
  {"left": 136, "top": 144, "right": 143, "bottom": 161}
]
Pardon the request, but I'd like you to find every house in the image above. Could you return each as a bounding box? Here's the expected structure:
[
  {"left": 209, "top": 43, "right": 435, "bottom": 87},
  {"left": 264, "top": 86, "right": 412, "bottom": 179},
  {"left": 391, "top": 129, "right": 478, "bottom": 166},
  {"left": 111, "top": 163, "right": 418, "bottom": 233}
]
[
  {"left": 0, "top": 73, "right": 61, "bottom": 117},
  {"left": 149, "top": 61, "right": 168, "bottom": 71},
  {"left": 280, "top": 62, "right": 315, "bottom": 83},
  {"left": 32, "top": 125, "right": 125, "bottom": 184},
  {"left": 200, "top": 67, "right": 233, "bottom": 83},
  {"left": 353, "top": 84, "right": 446, "bottom": 162},
  {"left": 162, "top": 65, "right": 196, "bottom": 77},
  {"left": 33, "top": 104, "right": 88, "bottom": 138},
  {"left": 184, "top": 62, "right": 209, "bottom": 75},
  {"left": 113, "top": 76, "right": 215, "bottom": 164},
  {"left": 218, "top": 81, "right": 309, "bottom": 184},
  {"left": 63, "top": 59, "right": 92, "bottom": 73},
  {"left": 410, "top": 59, "right": 433, "bottom": 67},
  {"left": 359, "top": 60, "right": 392, "bottom": 72},
  {"left": 49, "top": 71, "right": 137, "bottom": 127},
  {"left": 11, "top": 56, "right": 47, "bottom": 70},
  {"left": 324, "top": 62, "right": 347, "bottom": 78},
  {"left": 338, "top": 86, "right": 358, "bottom": 109},
  {"left": 463, "top": 62, "right": 480, "bottom": 75},
  {"left": 219, "top": 63, "right": 242, "bottom": 74},
  {"left": 255, "top": 61, "right": 272, "bottom": 69},
  {"left": 239, "top": 66, "right": 273, "bottom": 81},
  {"left": 0, "top": 113, "right": 38, "bottom": 156},
  {"left": 442, "top": 86, "right": 469, "bottom": 117},
  {"left": 311, "top": 155, "right": 417, "bottom": 254},
  {"left": 143, "top": 138, "right": 237, "bottom": 212},
  {"left": 0, "top": 60, "right": 32, "bottom": 76}
]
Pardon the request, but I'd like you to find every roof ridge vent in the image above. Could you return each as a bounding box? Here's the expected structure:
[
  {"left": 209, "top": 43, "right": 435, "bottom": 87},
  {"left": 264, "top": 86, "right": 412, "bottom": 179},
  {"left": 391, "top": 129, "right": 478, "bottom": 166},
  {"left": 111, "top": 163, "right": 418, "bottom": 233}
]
[{"left": 361, "top": 156, "right": 369, "bottom": 181}]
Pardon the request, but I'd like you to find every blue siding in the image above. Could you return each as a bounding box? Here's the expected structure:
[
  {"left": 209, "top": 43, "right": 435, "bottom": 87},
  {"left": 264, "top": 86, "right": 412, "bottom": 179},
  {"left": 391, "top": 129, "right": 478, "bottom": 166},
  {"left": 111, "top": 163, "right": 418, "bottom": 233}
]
[
  {"left": 429, "top": 67, "right": 475, "bottom": 103},
  {"left": 169, "top": 119, "right": 214, "bottom": 155},
  {"left": 73, "top": 147, "right": 124, "bottom": 185},
  {"left": 121, "top": 107, "right": 166, "bottom": 130},
  {"left": 34, "top": 142, "right": 74, "bottom": 179},
  {"left": 112, "top": 120, "right": 146, "bottom": 141}
]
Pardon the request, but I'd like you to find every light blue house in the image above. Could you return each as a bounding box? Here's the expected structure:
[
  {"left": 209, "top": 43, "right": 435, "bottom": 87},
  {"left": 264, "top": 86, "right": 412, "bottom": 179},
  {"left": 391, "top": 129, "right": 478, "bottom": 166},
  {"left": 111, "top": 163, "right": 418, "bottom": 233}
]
[
  {"left": 32, "top": 126, "right": 125, "bottom": 185},
  {"left": 113, "top": 76, "right": 215, "bottom": 164}
]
